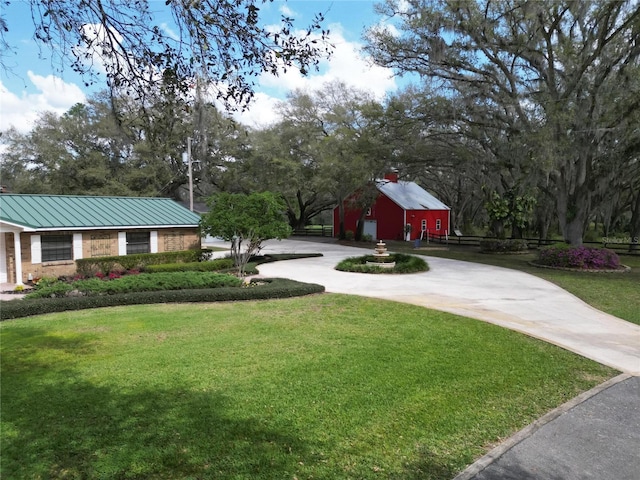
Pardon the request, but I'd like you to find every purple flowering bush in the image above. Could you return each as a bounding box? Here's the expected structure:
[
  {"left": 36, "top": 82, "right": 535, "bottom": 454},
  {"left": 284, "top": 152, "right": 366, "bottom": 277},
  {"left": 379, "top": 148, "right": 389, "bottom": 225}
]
[{"left": 537, "top": 245, "right": 620, "bottom": 270}]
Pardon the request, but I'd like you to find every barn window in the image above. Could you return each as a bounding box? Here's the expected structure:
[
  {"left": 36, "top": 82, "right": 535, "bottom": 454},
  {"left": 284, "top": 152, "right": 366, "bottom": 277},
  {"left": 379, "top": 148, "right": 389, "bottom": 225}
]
[
  {"left": 42, "top": 235, "right": 73, "bottom": 262},
  {"left": 421, "top": 219, "right": 427, "bottom": 231},
  {"left": 436, "top": 219, "right": 442, "bottom": 230},
  {"left": 126, "top": 232, "right": 151, "bottom": 254},
  {"left": 366, "top": 207, "right": 372, "bottom": 217}
]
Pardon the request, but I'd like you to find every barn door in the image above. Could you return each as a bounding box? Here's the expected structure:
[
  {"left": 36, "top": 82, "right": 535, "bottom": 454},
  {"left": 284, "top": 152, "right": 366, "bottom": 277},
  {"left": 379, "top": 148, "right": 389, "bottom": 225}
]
[{"left": 363, "top": 220, "right": 377, "bottom": 241}]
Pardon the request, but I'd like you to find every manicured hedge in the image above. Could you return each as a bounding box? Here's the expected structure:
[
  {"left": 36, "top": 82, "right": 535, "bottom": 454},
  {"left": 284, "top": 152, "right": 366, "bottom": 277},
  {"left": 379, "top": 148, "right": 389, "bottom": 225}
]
[
  {"left": 26, "top": 272, "right": 242, "bottom": 299},
  {"left": 142, "top": 254, "right": 323, "bottom": 275},
  {"left": 144, "top": 258, "right": 235, "bottom": 273},
  {"left": 479, "top": 238, "right": 529, "bottom": 253},
  {"left": 76, "top": 249, "right": 213, "bottom": 276},
  {"left": 0, "top": 279, "right": 325, "bottom": 320}
]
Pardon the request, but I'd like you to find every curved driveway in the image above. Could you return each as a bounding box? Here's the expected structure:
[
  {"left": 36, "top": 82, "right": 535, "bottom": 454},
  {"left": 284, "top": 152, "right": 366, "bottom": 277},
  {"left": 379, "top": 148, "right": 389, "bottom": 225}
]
[{"left": 250, "top": 239, "right": 640, "bottom": 375}]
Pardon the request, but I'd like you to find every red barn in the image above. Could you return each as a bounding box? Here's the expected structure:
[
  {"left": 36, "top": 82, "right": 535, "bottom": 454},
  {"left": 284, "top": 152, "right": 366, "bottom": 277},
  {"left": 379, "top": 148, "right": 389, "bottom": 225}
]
[{"left": 333, "top": 173, "right": 451, "bottom": 241}]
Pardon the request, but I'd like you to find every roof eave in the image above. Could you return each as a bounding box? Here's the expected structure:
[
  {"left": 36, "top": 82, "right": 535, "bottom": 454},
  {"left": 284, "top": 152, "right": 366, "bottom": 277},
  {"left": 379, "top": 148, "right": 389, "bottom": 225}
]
[
  {"left": 0, "top": 220, "right": 37, "bottom": 231},
  {"left": 31, "top": 224, "right": 201, "bottom": 232}
]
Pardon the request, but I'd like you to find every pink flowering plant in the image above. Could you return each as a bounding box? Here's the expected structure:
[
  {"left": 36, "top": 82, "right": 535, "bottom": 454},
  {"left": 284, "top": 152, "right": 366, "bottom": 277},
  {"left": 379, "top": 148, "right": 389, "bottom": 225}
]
[{"left": 537, "top": 244, "right": 620, "bottom": 270}]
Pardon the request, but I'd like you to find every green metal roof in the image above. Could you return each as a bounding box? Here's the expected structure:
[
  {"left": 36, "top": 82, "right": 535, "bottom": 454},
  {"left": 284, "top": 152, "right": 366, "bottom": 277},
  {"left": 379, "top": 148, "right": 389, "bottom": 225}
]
[{"left": 0, "top": 194, "right": 202, "bottom": 230}]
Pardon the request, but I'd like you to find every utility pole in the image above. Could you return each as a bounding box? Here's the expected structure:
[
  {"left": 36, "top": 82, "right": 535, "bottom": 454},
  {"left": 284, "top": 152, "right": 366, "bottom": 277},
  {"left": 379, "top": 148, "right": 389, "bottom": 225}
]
[{"left": 187, "top": 137, "right": 193, "bottom": 212}]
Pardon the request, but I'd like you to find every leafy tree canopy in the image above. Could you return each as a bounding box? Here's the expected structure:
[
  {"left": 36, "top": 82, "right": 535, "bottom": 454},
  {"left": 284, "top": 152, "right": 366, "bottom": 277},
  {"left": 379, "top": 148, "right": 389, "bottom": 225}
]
[
  {"left": 366, "top": 0, "right": 640, "bottom": 245},
  {"left": 1, "top": 0, "right": 332, "bottom": 108},
  {"left": 200, "top": 191, "right": 292, "bottom": 276}
]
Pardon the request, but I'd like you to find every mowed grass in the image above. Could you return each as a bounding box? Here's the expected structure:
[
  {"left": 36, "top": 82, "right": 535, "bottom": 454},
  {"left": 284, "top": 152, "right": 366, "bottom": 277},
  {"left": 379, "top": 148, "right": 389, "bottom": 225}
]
[
  {"left": 1, "top": 295, "right": 615, "bottom": 479},
  {"left": 393, "top": 242, "right": 640, "bottom": 325}
]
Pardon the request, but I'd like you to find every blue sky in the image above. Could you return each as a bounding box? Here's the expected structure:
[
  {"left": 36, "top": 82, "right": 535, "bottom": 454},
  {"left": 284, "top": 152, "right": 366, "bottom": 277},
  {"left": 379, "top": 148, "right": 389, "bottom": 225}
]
[{"left": 0, "top": 1, "right": 409, "bottom": 132}]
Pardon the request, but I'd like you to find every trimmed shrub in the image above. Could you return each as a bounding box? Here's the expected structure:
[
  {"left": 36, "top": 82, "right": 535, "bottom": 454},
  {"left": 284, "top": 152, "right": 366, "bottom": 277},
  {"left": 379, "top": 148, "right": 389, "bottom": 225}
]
[
  {"left": 335, "top": 253, "right": 429, "bottom": 274},
  {"left": 144, "top": 258, "right": 235, "bottom": 273},
  {"left": 144, "top": 254, "right": 323, "bottom": 274},
  {"left": 25, "top": 272, "right": 242, "bottom": 299},
  {"left": 76, "top": 249, "right": 212, "bottom": 276},
  {"left": 0, "top": 279, "right": 325, "bottom": 320},
  {"left": 480, "top": 238, "right": 529, "bottom": 253},
  {"left": 27, "top": 281, "right": 74, "bottom": 298},
  {"left": 537, "top": 244, "right": 620, "bottom": 270}
]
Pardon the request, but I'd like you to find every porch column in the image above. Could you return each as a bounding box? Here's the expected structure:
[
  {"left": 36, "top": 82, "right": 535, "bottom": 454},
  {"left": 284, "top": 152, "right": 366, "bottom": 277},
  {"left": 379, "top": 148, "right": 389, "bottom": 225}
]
[{"left": 13, "top": 232, "right": 23, "bottom": 285}]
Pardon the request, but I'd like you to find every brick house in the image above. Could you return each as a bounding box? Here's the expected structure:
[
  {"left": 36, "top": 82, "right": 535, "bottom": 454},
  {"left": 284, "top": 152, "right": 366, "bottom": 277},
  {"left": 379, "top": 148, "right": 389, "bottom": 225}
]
[{"left": 0, "top": 194, "right": 202, "bottom": 284}]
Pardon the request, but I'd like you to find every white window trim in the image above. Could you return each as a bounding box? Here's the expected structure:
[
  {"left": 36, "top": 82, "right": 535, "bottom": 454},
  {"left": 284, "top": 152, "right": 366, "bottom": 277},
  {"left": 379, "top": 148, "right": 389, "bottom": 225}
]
[
  {"left": 150, "top": 231, "right": 158, "bottom": 253},
  {"left": 31, "top": 235, "right": 42, "bottom": 264},
  {"left": 118, "top": 232, "right": 127, "bottom": 256},
  {"left": 436, "top": 219, "right": 442, "bottom": 230},
  {"left": 73, "top": 233, "right": 83, "bottom": 260}
]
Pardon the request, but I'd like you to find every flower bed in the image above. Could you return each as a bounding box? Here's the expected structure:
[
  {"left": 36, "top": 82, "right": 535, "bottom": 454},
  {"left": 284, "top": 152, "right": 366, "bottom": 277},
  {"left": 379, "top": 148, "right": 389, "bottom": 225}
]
[{"left": 534, "top": 244, "right": 624, "bottom": 271}]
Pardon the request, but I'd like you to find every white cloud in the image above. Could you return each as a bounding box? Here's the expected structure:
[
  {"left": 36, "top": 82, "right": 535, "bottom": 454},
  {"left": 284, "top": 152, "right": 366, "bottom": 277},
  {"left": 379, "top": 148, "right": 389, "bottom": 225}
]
[
  {"left": 0, "top": 72, "right": 86, "bottom": 133},
  {"left": 234, "top": 23, "right": 397, "bottom": 128},
  {"left": 368, "top": 20, "right": 402, "bottom": 39},
  {"left": 279, "top": 4, "right": 295, "bottom": 17},
  {"left": 0, "top": 22, "right": 399, "bottom": 133},
  {"left": 231, "top": 92, "right": 281, "bottom": 128},
  {"left": 160, "top": 22, "right": 180, "bottom": 41}
]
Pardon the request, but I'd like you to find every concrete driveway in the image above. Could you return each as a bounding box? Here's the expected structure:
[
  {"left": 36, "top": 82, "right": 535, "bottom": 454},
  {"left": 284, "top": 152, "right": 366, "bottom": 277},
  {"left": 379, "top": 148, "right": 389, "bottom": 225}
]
[
  {"left": 251, "top": 238, "right": 640, "bottom": 375},
  {"left": 249, "top": 238, "right": 640, "bottom": 480}
]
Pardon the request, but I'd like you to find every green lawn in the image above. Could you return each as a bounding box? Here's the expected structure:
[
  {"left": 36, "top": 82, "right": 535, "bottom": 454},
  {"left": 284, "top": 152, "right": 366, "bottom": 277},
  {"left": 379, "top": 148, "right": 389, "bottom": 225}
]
[
  {"left": 389, "top": 241, "right": 640, "bottom": 325},
  {"left": 1, "top": 296, "right": 615, "bottom": 479}
]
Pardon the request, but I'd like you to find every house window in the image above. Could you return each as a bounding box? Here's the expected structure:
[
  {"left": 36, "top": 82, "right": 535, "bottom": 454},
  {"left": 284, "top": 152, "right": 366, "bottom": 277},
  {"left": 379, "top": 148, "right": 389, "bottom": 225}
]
[
  {"left": 421, "top": 219, "right": 427, "bottom": 231},
  {"left": 42, "top": 235, "right": 73, "bottom": 262},
  {"left": 366, "top": 207, "right": 372, "bottom": 217},
  {"left": 436, "top": 219, "right": 442, "bottom": 230},
  {"left": 126, "top": 232, "right": 150, "bottom": 254}
]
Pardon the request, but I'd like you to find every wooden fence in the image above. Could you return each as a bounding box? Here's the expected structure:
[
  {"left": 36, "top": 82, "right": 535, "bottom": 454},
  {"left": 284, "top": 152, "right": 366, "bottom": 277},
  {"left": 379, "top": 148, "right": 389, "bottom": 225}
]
[
  {"left": 289, "top": 227, "right": 639, "bottom": 255},
  {"left": 292, "top": 226, "right": 334, "bottom": 237},
  {"left": 427, "top": 233, "right": 639, "bottom": 255}
]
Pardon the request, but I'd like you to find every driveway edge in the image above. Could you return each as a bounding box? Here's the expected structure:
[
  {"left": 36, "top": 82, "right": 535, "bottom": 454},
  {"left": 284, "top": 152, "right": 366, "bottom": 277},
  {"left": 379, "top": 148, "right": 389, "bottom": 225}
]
[{"left": 452, "top": 373, "right": 633, "bottom": 480}]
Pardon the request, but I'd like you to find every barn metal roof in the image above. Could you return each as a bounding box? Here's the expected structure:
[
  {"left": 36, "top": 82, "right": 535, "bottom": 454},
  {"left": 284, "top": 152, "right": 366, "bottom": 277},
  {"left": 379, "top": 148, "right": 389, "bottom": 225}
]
[
  {"left": 376, "top": 180, "right": 450, "bottom": 211},
  {"left": 0, "top": 194, "right": 202, "bottom": 231}
]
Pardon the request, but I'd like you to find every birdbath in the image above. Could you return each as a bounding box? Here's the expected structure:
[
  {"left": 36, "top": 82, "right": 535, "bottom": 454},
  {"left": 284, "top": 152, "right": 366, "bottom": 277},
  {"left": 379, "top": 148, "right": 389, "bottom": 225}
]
[{"left": 366, "top": 240, "right": 396, "bottom": 269}]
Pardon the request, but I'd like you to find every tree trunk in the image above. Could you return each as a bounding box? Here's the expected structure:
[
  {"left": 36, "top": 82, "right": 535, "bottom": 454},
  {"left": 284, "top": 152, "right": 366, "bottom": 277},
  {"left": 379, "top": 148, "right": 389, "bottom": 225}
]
[
  {"left": 490, "top": 219, "right": 505, "bottom": 239},
  {"left": 511, "top": 225, "right": 523, "bottom": 239},
  {"left": 354, "top": 208, "right": 368, "bottom": 241},
  {"left": 557, "top": 192, "right": 589, "bottom": 246},
  {"left": 337, "top": 199, "right": 346, "bottom": 240},
  {"left": 629, "top": 189, "right": 640, "bottom": 253}
]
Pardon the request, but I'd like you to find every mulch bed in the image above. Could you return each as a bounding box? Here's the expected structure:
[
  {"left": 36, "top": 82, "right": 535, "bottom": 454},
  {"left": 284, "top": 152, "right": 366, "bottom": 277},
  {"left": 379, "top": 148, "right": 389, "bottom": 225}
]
[{"left": 528, "top": 261, "right": 631, "bottom": 273}]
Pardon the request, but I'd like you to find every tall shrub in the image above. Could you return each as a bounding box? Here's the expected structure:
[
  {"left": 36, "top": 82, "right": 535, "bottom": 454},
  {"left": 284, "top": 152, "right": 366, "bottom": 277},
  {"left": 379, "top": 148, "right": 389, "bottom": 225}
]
[{"left": 200, "top": 192, "right": 292, "bottom": 276}]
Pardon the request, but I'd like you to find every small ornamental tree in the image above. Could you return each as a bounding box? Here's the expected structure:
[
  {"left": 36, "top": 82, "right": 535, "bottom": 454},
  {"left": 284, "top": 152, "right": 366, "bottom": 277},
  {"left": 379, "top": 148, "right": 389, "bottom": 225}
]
[{"left": 200, "top": 192, "right": 292, "bottom": 277}]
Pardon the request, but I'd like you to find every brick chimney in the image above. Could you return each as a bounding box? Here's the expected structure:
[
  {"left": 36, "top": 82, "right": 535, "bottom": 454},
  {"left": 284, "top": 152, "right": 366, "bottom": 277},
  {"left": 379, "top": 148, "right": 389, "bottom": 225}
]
[{"left": 384, "top": 172, "right": 399, "bottom": 183}]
